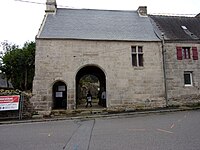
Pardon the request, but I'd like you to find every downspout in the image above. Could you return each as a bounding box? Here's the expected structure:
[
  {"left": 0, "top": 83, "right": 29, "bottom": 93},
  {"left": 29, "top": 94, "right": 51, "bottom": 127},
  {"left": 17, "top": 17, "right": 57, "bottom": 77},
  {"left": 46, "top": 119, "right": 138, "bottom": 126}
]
[{"left": 161, "top": 33, "right": 168, "bottom": 107}]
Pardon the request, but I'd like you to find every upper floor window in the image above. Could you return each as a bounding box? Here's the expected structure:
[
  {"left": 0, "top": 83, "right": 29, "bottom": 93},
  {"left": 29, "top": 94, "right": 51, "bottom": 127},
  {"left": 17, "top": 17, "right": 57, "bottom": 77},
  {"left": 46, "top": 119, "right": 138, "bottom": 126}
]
[
  {"left": 131, "top": 46, "right": 143, "bottom": 67},
  {"left": 176, "top": 46, "right": 198, "bottom": 60},
  {"left": 183, "top": 47, "right": 190, "bottom": 59}
]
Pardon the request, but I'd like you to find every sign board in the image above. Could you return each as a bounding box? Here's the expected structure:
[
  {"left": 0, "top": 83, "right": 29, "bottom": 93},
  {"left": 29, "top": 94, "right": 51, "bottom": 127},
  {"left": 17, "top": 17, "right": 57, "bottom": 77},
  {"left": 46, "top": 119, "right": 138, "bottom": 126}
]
[
  {"left": 56, "top": 92, "right": 63, "bottom": 98},
  {"left": 0, "top": 95, "right": 20, "bottom": 111},
  {"left": 58, "top": 86, "right": 65, "bottom": 91}
]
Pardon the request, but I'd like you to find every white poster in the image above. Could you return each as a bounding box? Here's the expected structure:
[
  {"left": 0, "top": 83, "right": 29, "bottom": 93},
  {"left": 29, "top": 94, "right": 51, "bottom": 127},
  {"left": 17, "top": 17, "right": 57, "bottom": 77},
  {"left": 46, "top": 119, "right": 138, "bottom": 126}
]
[
  {"left": 58, "top": 86, "right": 65, "bottom": 91},
  {"left": 0, "top": 95, "right": 20, "bottom": 111},
  {"left": 56, "top": 92, "right": 63, "bottom": 98}
]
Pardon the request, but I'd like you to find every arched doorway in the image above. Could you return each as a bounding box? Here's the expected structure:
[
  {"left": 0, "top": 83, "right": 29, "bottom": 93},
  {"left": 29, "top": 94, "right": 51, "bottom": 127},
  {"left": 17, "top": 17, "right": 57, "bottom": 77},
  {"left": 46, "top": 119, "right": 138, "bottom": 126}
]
[
  {"left": 76, "top": 65, "right": 106, "bottom": 108},
  {"left": 52, "top": 81, "right": 67, "bottom": 109}
]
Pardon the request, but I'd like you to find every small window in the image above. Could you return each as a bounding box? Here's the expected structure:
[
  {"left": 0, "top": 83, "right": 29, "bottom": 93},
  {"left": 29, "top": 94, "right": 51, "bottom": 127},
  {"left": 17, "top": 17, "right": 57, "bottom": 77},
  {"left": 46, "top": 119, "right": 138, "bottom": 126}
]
[
  {"left": 131, "top": 46, "right": 143, "bottom": 67},
  {"left": 138, "top": 46, "right": 143, "bottom": 53},
  {"left": 131, "top": 46, "right": 137, "bottom": 66},
  {"left": 184, "top": 72, "right": 193, "bottom": 86},
  {"left": 182, "top": 47, "right": 191, "bottom": 59},
  {"left": 138, "top": 54, "right": 143, "bottom": 66},
  {"left": 131, "top": 46, "right": 136, "bottom": 53},
  {"left": 132, "top": 54, "right": 137, "bottom": 66}
]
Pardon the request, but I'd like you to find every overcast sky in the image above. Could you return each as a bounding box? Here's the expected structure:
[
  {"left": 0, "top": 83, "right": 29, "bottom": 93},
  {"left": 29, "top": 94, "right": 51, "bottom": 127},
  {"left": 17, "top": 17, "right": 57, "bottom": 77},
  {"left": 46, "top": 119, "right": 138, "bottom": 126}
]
[{"left": 0, "top": 0, "right": 199, "bottom": 48}]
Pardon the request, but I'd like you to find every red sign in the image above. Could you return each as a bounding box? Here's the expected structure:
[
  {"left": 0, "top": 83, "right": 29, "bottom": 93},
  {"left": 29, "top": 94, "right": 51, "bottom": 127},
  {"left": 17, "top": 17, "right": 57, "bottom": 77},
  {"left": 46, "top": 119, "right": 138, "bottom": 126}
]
[{"left": 0, "top": 95, "right": 20, "bottom": 111}]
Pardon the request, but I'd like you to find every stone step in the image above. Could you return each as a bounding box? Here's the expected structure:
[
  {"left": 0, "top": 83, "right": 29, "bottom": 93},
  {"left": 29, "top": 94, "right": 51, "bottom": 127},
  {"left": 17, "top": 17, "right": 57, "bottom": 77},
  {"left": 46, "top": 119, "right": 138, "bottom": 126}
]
[{"left": 50, "top": 108, "right": 107, "bottom": 117}]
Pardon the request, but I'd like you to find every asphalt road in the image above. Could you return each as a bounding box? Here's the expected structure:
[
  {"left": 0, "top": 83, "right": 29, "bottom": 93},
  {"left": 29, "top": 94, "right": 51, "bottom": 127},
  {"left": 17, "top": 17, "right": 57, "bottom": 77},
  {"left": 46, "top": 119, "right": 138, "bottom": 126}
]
[{"left": 0, "top": 110, "right": 200, "bottom": 150}]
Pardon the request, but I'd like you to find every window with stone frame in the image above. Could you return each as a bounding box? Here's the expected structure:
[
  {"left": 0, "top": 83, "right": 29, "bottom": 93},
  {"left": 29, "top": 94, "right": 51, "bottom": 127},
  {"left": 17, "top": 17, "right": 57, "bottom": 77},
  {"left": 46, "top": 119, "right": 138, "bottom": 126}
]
[
  {"left": 131, "top": 46, "right": 143, "bottom": 67},
  {"left": 184, "top": 71, "right": 193, "bottom": 86}
]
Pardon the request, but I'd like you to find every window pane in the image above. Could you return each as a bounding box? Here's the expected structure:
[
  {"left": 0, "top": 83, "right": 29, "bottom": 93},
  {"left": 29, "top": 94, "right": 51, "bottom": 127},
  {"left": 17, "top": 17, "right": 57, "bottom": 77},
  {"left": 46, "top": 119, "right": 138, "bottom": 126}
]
[
  {"left": 182, "top": 47, "right": 190, "bottom": 59},
  {"left": 131, "top": 46, "right": 136, "bottom": 53},
  {"left": 138, "top": 46, "right": 143, "bottom": 53},
  {"left": 182, "top": 48, "right": 184, "bottom": 59},
  {"left": 132, "top": 54, "right": 137, "bottom": 66},
  {"left": 138, "top": 54, "right": 143, "bottom": 66},
  {"left": 184, "top": 73, "right": 191, "bottom": 85},
  {"left": 187, "top": 48, "right": 191, "bottom": 59}
]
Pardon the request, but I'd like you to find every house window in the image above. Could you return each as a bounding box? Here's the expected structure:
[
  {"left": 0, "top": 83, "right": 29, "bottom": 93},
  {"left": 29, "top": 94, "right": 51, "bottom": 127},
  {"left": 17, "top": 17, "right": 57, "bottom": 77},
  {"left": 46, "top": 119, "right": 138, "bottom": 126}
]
[
  {"left": 182, "top": 47, "right": 190, "bottom": 59},
  {"left": 176, "top": 46, "right": 198, "bottom": 60},
  {"left": 131, "top": 46, "right": 143, "bottom": 67},
  {"left": 184, "top": 72, "right": 193, "bottom": 86}
]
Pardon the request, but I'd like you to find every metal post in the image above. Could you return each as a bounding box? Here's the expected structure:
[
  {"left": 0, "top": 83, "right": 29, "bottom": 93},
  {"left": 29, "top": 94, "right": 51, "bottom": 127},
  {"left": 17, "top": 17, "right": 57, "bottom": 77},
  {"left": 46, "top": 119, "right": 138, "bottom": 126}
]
[{"left": 19, "top": 93, "right": 24, "bottom": 120}]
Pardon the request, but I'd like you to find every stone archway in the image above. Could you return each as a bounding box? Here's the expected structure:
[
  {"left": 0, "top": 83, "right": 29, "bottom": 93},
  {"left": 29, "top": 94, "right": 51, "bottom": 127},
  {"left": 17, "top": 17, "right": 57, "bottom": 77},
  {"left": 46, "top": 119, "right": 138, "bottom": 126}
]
[
  {"left": 76, "top": 65, "right": 106, "bottom": 108},
  {"left": 52, "top": 81, "right": 67, "bottom": 109}
]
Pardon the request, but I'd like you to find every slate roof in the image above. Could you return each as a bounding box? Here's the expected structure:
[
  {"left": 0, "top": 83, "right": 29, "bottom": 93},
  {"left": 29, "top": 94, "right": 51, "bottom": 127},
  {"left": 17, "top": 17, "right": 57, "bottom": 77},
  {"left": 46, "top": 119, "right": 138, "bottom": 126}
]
[
  {"left": 150, "top": 15, "right": 200, "bottom": 41},
  {"left": 37, "top": 8, "right": 159, "bottom": 41}
]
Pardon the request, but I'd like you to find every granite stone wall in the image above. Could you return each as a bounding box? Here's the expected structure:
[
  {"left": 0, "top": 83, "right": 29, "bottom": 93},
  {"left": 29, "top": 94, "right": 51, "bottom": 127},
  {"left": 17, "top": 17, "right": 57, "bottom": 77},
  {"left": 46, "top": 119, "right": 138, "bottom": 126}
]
[
  {"left": 165, "top": 42, "right": 200, "bottom": 106},
  {"left": 32, "top": 39, "right": 166, "bottom": 113}
]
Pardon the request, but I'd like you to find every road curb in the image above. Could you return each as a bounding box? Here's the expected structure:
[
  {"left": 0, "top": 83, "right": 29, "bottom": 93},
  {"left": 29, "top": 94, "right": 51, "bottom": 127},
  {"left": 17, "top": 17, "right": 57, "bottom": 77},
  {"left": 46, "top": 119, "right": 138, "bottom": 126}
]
[{"left": 0, "top": 107, "right": 199, "bottom": 125}]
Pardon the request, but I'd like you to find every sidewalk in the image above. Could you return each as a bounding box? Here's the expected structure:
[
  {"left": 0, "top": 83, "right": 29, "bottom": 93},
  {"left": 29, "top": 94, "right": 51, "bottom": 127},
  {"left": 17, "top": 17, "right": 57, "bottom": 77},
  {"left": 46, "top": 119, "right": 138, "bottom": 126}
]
[{"left": 0, "top": 106, "right": 200, "bottom": 125}]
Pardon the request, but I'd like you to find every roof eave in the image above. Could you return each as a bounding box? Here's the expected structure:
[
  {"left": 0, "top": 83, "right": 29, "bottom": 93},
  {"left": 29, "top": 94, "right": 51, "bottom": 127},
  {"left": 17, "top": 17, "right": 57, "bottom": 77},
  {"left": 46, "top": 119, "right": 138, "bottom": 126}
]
[
  {"left": 164, "top": 39, "right": 200, "bottom": 43},
  {"left": 36, "top": 37, "right": 161, "bottom": 42}
]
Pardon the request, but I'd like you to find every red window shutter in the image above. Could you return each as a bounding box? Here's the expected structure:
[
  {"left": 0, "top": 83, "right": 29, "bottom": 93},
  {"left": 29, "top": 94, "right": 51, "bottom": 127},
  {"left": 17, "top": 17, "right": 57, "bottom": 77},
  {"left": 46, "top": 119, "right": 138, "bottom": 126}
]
[
  {"left": 176, "top": 47, "right": 182, "bottom": 60},
  {"left": 188, "top": 48, "right": 191, "bottom": 59},
  {"left": 192, "top": 47, "right": 198, "bottom": 60}
]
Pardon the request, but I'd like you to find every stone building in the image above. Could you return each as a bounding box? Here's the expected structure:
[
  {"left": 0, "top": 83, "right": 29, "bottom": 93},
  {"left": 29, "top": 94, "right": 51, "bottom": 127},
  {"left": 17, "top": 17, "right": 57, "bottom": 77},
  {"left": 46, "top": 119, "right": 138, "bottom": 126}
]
[
  {"left": 32, "top": 0, "right": 166, "bottom": 114},
  {"left": 150, "top": 15, "right": 200, "bottom": 106}
]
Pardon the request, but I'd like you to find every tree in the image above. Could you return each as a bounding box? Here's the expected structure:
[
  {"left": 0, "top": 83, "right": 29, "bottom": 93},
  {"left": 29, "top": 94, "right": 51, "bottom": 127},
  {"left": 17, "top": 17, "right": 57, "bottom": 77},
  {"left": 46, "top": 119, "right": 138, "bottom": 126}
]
[{"left": 0, "top": 41, "right": 35, "bottom": 91}]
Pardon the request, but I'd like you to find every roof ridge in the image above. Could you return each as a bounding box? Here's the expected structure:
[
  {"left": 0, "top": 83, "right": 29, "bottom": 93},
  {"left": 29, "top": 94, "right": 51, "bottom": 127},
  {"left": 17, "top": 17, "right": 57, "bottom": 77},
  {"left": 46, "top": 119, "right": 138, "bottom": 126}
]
[
  {"left": 57, "top": 7, "right": 136, "bottom": 13},
  {"left": 149, "top": 14, "right": 195, "bottom": 18}
]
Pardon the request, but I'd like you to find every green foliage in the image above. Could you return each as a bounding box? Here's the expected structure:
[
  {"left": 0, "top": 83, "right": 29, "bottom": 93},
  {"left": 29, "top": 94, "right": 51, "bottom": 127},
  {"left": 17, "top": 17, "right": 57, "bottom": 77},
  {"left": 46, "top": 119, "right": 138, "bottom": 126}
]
[
  {"left": 78, "top": 75, "right": 99, "bottom": 101},
  {"left": 0, "top": 41, "right": 35, "bottom": 91},
  {"left": 80, "top": 75, "right": 98, "bottom": 85},
  {"left": 0, "top": 89, "right": 20, "bottom": 96}
]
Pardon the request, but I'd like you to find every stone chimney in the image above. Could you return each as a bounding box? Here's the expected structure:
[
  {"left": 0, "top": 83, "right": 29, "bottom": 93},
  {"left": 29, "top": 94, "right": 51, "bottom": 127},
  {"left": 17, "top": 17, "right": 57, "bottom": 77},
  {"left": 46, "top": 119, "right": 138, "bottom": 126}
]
[
  {"left": 137, "top": 6, "right": 147, "bottom": 16},
  {"left": 46, "top": 0, "right": 57, "bottom": 13}
]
